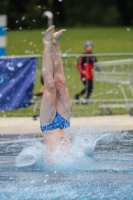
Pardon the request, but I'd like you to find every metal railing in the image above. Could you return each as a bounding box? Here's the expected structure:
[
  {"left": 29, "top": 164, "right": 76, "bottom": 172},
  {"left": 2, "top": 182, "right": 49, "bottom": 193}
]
[
  {"left": 1, "top": 53, "right": 133, "bottom": 115},
  {"left": 62, "top": 53, "right": 133, "bottom": 115}
]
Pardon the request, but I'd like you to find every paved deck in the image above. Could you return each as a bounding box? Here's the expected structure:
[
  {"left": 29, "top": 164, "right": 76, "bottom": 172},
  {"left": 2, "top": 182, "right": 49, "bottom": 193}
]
[{"left": 0, "top": 115, "right": 133, "bottom": 138}]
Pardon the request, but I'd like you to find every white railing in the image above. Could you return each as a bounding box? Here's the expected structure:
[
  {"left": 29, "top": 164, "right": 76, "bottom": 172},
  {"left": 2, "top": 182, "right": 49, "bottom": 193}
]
[{"left": 1, "top": 53, "right": 133, "bottom": 115}]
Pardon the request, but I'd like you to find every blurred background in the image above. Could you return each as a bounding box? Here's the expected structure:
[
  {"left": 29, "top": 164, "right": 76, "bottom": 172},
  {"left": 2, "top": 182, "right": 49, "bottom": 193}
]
[
  {"left": 1, "top": 0, "right": 133, "bottom": 28},
  {"left": 0, "top": 0, "right": 133, "bottom": 118}
]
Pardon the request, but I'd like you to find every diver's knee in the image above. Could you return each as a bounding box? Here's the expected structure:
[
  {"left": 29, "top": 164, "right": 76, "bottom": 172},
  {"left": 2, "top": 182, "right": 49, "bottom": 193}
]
[
  {"left": 54, "top": 75, "right": 66, "bottom": 90},
  {"left": 46, "top": 78, "right": 56, "bottom": 93}
]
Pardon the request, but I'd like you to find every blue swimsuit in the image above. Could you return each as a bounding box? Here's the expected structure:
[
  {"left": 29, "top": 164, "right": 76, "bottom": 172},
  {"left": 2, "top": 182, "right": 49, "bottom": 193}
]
[{"left": 41, "top": 112, "right": 70, "bottom": 132}]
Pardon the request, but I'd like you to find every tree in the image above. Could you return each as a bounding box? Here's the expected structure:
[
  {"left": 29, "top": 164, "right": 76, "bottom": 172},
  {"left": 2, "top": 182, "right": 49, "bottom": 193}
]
[
  {"left": 6, "top": 0, "right": 48, "bottom": 29},
  {"left": 1, "top": 0, "right": 133, "bottom": 29},
  {"left": 115, "top": 0, "right": 133, "bottom": 25}
]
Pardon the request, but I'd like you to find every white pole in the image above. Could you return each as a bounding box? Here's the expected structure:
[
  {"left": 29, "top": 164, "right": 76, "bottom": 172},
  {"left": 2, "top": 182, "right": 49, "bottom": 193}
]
[
  {"left": 42, "top": 11, "right": 53, "bottom": 27},
  {"left": 0, "top": 15, "right": 7, "bottom": 56}
]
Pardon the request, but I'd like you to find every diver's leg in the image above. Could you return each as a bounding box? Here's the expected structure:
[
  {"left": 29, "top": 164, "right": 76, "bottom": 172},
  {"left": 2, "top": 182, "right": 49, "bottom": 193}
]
[
  {"left": 51, "top": 29, "right": 71, "bottom": 155},
  {"left": 52, "top": 29, "right": 70, "bottom": 122},
  {"left": 40, "top": 25, "right": 56, "bottom": 126}
]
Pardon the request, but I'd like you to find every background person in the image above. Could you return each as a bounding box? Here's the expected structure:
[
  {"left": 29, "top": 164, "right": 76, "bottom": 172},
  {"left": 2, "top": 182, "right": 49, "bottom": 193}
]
[
  {"left": 34, "top": 75, "right": 44, "bottom": 97},
  {"left": 74, "top": 40, "right": 101, "bottom": 103}
]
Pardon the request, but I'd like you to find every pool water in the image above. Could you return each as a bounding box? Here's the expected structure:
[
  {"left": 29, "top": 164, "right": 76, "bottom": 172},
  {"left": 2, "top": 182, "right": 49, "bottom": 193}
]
[{"left": 0, "top": 129, "right": 133, "bottom": 200}]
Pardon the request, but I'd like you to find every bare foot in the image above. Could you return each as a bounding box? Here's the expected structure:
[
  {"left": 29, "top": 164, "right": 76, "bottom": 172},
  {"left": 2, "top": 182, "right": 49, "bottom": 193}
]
[
  {"left": 42, "top": 25, "right": 55, "bottom": 45},
  {"left": 53, "top": 29, "right": 66, "bottom": 44}
]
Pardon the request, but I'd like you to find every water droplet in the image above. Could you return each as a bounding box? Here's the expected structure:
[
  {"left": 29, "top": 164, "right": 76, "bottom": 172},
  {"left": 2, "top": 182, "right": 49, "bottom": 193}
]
[
  {"left": 17, "top": 62, "right": 23, "bottom": 68},
  {"left": 126, "top": 28, "right": 130, "bottom": 31},
  {"left": 8, "top": 66, "right": 14, "bottom": 71},
  {"left": 42, "top": 67, "right": 46, "bottom": 71},
  {"left": 21, "top": 16, "right": 25, "bottom": 21},
  {"left": 25, "top": 50, "right": 29, "bottom": 53},
  {"left": 30, "top": 180, "right": 35, "bottom": 184}
]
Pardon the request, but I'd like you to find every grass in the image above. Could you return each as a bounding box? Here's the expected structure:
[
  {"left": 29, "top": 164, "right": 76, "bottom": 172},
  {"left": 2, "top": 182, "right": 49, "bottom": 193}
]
[
  {"left": 1, "top": 27, "right": 133, "bottom": 117},
  {"left": 7, "top": 27, "right": 133, "bottom": 55}
]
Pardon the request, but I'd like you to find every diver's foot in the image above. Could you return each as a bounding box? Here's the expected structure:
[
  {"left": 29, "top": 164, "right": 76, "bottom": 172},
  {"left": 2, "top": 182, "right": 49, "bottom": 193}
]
[
  {"left": 53, "top": 29, "right": 66, "bottom": 44},
  {"left": 42, "top": 25, "right": 55, "bottom": 45}
]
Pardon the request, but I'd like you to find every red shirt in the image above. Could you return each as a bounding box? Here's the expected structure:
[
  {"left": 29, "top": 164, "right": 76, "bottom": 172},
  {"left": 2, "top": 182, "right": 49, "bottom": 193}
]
[{"left": 77, "top": 52, "right": 97, "bottom": 81}]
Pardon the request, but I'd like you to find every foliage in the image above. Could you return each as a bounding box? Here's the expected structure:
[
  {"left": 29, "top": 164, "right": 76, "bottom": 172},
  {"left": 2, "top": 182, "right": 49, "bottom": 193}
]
[{"left": 0, "top": 0, "right": 133, "bottom": 29}]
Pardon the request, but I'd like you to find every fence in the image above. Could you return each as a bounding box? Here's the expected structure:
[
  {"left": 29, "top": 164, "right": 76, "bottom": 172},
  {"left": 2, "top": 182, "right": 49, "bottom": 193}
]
[
  {"left": 1, "top": 53, "right": 133, "bottom": 116},
  {"left": 61, "top": 53, "right": 133, "bottom": 115}
]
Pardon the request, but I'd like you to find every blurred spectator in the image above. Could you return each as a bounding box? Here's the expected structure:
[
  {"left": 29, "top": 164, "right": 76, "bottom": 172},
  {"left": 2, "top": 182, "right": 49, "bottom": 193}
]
[
  {"left": 35, "top": 75, "right": 44, "bottom": 96},
  {"left": 74, "top": 40, "right": 101, "bottom": 103}
]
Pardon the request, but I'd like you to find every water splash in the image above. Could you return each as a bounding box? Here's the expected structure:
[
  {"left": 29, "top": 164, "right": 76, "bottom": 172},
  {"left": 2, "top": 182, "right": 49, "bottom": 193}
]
[
  {"left": 15, "top": 142, "right": 46, "bottom": 167},
  {"left": 15, "top": 128, "right": 132, "bottom": 172},
  {"left": 1, "top": 130, "right": 133, "bottom": 199}
]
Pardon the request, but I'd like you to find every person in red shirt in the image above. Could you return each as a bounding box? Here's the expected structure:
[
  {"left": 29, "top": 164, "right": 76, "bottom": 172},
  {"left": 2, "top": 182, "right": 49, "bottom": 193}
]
[{"left": 74, "top": 40, "right": 101, "bottom": 103}]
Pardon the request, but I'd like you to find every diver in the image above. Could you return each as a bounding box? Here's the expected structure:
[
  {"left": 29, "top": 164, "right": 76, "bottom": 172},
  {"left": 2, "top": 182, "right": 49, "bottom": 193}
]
[{"left": 40, "top": 25, "right": 71, "bottom": 162}]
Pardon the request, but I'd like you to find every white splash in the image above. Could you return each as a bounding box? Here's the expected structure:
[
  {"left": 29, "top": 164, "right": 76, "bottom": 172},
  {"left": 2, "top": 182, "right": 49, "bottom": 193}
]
[
  {"left": 8, "top": 66, "right": 14, "bottom": 71},
  {"left": 17, "top": 62, "right": 23, "bottom": 68}
]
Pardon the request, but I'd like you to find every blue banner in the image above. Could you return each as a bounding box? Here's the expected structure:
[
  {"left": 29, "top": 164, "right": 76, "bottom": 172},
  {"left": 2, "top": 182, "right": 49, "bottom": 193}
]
[{"left": 0, "top": 57, "right": 37, "bottom": 110}]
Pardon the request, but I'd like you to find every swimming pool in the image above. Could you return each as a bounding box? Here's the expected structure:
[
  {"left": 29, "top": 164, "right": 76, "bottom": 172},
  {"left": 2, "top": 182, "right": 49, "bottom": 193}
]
[{"left": 0, "top": 129, "right": 133, "bottom": 200}]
